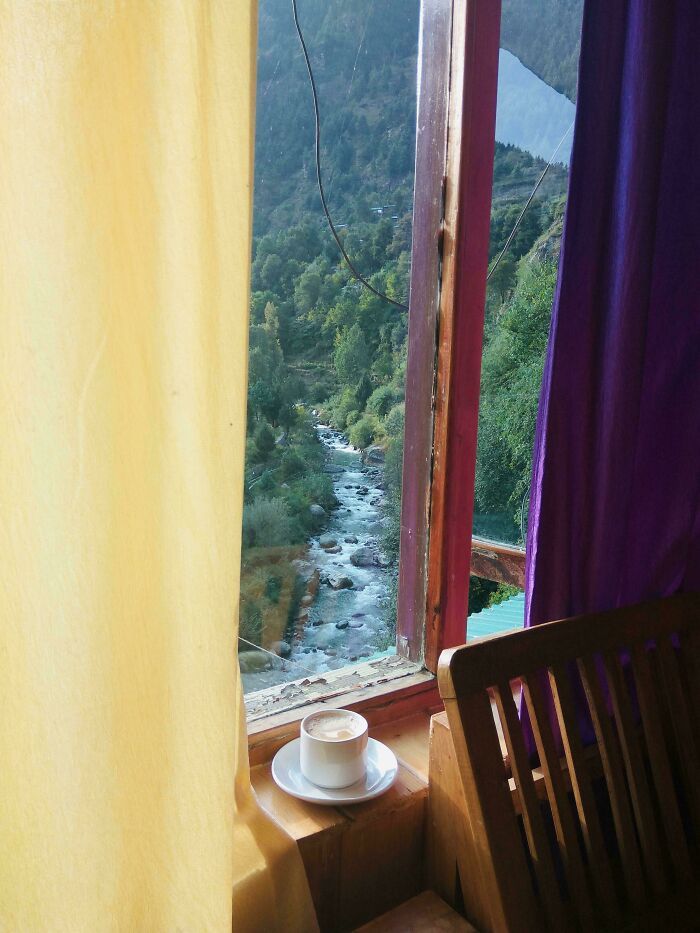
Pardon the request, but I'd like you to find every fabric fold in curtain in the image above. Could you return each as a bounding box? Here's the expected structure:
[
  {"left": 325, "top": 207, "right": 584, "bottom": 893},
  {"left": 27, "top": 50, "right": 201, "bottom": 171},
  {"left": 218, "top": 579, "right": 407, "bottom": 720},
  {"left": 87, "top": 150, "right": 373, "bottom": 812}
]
[
  {"left": 526, "top": 0, "right": 700, "bottom": 633},
  {"left": 0, "top": 2, "right": 317, "bottom": 930}
]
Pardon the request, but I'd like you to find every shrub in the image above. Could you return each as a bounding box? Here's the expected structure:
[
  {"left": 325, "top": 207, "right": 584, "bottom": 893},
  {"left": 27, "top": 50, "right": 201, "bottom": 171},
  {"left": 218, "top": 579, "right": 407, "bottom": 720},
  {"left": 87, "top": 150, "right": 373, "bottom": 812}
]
[
  {"left": 367, "top": 385, "right": 395, "bottom": 418},
  {"left": 327, "top": 386, "right": 359, "bottom": 429},
  {"left": 296, "top": 472, "right": 337, "bottom": 513},
  {"left": 383, "top": 403, "right": 405, "bottom": 438},
  {"left": 349, "top": 415, "right": 378, "bottom": 450},
  {"left": 242, "top": 497, "right": 293, "bottom": 548},
  {"left": 383, "top": 436, "right": 404, "bottom": 494},
  {"left": 280, "top": 448, "right": 307, "bottom": 479},
  {"left": 265, "top": 574, "right": 282, "bottom": 604},
  {"left": 253, "top": 422, "right": 276, "bottom": 458}
]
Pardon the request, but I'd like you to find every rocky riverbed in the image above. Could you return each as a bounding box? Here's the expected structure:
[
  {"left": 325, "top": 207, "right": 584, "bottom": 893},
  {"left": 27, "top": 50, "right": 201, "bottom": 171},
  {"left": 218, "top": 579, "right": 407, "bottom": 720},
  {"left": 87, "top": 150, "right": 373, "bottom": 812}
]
[{"left": 240, "top": 424, "right": 395, "bottom": 693}]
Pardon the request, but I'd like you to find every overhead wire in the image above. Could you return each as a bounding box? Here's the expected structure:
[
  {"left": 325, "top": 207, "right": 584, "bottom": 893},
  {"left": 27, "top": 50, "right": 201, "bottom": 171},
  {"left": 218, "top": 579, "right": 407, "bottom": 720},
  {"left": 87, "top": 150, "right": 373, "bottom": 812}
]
[
  {"left": 238, "top": 635, "right": 324, "bottom": 679},
  {"left": 291, "top": 0, "right": 409, "bottom": 311},
  {"left": 487, "top": 120, "right": 574, "bottom": 282}
]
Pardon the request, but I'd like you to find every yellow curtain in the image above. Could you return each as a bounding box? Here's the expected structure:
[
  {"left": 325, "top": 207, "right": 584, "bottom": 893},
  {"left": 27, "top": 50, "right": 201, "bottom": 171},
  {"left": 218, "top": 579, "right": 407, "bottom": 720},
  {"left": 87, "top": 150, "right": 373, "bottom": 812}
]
[{"left": 0, "top": 2, "right": 317, "bottom": 931}]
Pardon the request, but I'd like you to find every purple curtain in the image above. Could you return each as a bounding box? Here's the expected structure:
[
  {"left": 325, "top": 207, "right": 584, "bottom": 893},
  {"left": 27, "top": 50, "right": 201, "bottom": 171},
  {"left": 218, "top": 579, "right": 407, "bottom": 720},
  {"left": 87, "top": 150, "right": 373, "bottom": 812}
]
[{"left": 525, "top": 0, "right": 700, "bottom": 633}]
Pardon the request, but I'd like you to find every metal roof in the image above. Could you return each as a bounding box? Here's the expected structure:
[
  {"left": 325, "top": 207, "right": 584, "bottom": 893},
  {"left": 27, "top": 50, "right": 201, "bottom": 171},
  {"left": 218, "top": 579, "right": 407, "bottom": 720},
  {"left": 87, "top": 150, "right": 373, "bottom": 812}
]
[{"left": 467, "top": 591, "right": 525, "bottom": 641}]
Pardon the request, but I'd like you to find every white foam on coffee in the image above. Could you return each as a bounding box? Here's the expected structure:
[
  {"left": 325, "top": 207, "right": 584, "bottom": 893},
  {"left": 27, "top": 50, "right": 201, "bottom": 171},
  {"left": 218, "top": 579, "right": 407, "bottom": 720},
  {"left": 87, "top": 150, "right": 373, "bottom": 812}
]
[{"left": 304, "top": 712, "right": 362, "bottom": 741}]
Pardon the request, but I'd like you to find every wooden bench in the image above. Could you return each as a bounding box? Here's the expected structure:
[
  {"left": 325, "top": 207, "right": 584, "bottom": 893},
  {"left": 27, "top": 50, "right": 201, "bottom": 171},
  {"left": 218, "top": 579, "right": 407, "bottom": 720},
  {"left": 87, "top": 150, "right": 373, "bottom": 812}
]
[{"left": 433, "top": 593, "right": 700, "bottom": 931}]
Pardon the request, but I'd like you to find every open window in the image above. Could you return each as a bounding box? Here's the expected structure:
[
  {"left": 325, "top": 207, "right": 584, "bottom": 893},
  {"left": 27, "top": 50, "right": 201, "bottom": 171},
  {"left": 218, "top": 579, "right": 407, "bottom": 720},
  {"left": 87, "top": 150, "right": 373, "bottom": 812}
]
[
  {"left": 467, "top": 0, "right": 583, "bottom": 637},
  {"left": 241, "top": 0, "right": 449, "bottom": 725},
  {"left": 241, "top": 0, "right": 585, "bottom": 735}
]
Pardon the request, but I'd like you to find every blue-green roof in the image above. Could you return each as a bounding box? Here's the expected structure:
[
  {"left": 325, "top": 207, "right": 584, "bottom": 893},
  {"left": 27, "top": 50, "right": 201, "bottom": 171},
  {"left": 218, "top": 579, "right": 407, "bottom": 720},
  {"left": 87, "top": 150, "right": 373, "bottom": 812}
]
[{"left": 467, "top": 592, "right": 525, "bottom": 640}]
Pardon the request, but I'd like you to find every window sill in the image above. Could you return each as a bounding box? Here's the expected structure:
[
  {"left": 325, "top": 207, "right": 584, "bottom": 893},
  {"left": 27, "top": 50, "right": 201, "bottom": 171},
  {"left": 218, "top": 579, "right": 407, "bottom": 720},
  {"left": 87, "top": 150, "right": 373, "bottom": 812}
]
[{"left": 247, "top": 658, "right": 440, "bottom": 767}]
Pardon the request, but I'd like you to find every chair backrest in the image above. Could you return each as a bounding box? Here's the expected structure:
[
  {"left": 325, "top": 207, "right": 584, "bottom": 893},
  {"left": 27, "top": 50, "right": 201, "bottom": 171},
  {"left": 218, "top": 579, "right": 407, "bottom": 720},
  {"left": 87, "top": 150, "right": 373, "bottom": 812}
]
[{"left": 437, "top": 593, "right": 700, "bottom": 932}]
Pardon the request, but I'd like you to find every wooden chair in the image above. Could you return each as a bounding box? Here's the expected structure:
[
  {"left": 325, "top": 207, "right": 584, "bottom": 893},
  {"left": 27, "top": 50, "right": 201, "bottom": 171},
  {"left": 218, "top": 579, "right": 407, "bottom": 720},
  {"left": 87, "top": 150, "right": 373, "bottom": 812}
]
[{"left": 436, "top": 593, "right": 700, "bottom": 932}]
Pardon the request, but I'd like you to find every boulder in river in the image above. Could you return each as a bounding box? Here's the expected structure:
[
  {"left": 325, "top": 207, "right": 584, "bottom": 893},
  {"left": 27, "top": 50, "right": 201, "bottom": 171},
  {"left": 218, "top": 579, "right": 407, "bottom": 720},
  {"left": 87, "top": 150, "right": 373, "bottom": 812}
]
[
  {"left": 300, "top": 594, "right": 314, "bottom": 608},
  {"left": 325, "top": 545, "right": 342, "bottom": 554},
  {"left": 344, "top": 535, "right": 358, "bottom": 544},
  {"left": 324, "top": 464, "right": 345, "bottom": 474},
  {"left": 367, "top": 521, "right": 384, "bottom": 535},
  {"left": 376, "top": 555, "right": 392, "bottom": 569},
  {"left": 364, "top": 445, "right": 386, "bottom": 464},
  {"left": 319, "top": 535, "right": 337, "bottom": 549},
  {"left": 335, "top": 621, "right": 349, "bottom": 630},
  {"left": 348, "top": 620, "right": 364, "bottom": 629},
  {"left": 350, "top": 547, "right": 375, "bottom": 567},
  {"left": 271, "top": 640, "right": 291, "bottom": 658},
  {"left": 310, "top": 503, "right": 327, "bottom": 519},
  {"left": 306, "top": 569, "right": 321, "bottom": 598},
  {"left": 312, "top": 618, "right": 326, "bottom": 627},
  {"left": 330, "top": 576, "right": 354, "bottom": 590},
  {"left": 238, "top": 650, "right": 272, "bottom": 673}
]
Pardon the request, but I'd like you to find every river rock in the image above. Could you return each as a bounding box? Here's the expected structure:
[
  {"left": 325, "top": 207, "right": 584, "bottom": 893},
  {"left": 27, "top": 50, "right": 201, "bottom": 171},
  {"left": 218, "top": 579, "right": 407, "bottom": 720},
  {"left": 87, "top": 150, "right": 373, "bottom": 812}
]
[
  {"left": 319, "top": 535, "right": 337, "bottom": 548},
  {"left": 238, "top": 650, "right": 272, "bottom": 673},
  {"left": 310, "top": 503, "right": 327, "bottom": 519},
  {"left": 352, "top": 612, "right": 366, "bottom": 618},
  {"left": 330, "top": 576, "right": 354, "bottom": 590},
  {"left": 325, "top": 545, "right": 342, "bottom": 554},
  {"left": 376, "top": 555, "right": 392, "bottom": 569},
  {"left": 296, "top": 610, "right": 309, "bottom": 625},
  {"left": 335, "top": 621, "right": 349, "bottom": 630},
  {"left": 325, "top": 648, "right": 338, "bottom": 657},
  {"left": 348, "top": 620, "right": 364, "bottom": 629},
  {"left": 344, "top": 535, "right": 358, "bottom": 544},
  {"left": 312, "top": 628, "right": 337, "bottom": 650},
  {"left": 324, "top": 464, "right": 344, "bottom": 474},
  {"left": 365, "top": 445, "right": 386, "bottom": 463},
  {"left": 367, "top": 521, "right": 383, "bottom": 535},
  {"left": 271, "top": 640, "right": 291, "bottom": 659},
  {"left": 312, "top": 617, "right": 326, "bottom": 626},
  {"left": 350, "top": 547, "right": 375, "bottom": 567},
  {"left": 300, "top": 594, "right": 314, "bottom": 608}
]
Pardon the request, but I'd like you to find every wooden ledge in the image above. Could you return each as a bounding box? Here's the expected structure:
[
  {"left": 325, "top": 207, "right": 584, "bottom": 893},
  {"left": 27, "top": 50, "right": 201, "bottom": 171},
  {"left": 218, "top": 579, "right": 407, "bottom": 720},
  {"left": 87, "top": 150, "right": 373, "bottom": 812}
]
[
  {"left": 252, "top": 712, "right": 436, "bottom": 930},
  {"left": 252, "top": 711, "right": 433, "bottom": 840}
]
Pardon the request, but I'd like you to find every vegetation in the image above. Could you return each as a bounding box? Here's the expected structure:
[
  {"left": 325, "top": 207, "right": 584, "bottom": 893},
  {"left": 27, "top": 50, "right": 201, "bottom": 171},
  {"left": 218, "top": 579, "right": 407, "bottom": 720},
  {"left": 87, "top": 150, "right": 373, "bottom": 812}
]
[
  {"left": 501, "top": 0, "right": 583, "bottom": 101},
  {"left": 241, "top": 0, "right": 580, "bottom": 652}
]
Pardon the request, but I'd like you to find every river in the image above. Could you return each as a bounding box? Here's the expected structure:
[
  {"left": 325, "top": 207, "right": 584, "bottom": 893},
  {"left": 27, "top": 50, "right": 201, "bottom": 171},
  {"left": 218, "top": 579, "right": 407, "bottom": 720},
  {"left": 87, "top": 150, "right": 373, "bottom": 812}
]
[{"left": 241, "top": 424, "right": 396, "bottom": 694}]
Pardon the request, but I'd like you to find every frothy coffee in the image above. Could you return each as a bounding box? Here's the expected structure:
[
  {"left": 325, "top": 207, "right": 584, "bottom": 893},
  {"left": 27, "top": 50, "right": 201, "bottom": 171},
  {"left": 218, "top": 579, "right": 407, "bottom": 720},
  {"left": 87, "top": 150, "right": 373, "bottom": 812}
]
[{"left": 304, "top": 711, "right": 363, "bottom": 742}]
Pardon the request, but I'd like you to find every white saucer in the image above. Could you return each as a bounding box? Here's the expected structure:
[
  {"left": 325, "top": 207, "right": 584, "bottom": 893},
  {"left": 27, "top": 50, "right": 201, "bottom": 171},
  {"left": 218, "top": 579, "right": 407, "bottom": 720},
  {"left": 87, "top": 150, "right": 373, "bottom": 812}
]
[{"left": 271, "top": 737, "right": 398, "bottom": 805}]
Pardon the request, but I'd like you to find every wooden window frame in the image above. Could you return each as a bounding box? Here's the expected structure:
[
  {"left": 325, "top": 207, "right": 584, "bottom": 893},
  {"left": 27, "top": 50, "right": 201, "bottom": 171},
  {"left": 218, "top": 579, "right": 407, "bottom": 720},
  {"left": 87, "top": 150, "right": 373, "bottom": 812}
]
[
  {"left": 248, "top": 0, "right": 523, "bottom": 749},
  {"left": 399, "top": 0, "right": 509, "bottom": 673}
]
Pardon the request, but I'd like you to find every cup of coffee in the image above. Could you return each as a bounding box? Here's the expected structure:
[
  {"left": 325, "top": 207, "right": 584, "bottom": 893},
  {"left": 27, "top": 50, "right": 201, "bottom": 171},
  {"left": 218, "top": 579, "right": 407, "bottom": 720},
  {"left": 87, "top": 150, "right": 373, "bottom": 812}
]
[{"left": 299, "top": 708, "right": 369, "bottom": 788}]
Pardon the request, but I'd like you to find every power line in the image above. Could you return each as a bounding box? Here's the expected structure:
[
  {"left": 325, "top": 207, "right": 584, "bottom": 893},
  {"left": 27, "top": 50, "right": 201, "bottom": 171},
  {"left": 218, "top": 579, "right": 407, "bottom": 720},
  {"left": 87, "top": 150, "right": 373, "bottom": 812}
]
[
  {"left": 487, "top": 121, "right": 574, "bottom": 282},
  {"left": 291, "top": 0, "right": 409, "bottom": 311},
  {"left": 238, "top": 635, "right": 322, "bottom": 679}
]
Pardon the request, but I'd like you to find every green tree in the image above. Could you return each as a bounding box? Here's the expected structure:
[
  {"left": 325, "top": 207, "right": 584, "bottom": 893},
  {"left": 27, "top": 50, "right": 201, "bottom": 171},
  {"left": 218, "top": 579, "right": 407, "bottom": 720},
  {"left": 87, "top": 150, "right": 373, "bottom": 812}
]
[
  {"left": 294, "top": 269, "right": 322, "bottom": 313},
  {"left": 348, "top": 415, "right": 378, "bottom": 449},
  {"left": 253, "top": 422, "right": 276, "bottom": 458},
  {"left": 334, "top": 323, "right": 370, "bottom": 385}
]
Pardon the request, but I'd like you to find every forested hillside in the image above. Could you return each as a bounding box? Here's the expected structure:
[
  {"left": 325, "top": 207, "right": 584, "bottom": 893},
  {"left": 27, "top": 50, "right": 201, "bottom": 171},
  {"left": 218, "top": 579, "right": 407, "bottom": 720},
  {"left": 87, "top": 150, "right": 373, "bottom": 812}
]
[
  {"left": 501, "top": 0, "right": 583, "bottom": 100},
  {"left": 241, "top": 0, "right": 581, "bottom": 651}
]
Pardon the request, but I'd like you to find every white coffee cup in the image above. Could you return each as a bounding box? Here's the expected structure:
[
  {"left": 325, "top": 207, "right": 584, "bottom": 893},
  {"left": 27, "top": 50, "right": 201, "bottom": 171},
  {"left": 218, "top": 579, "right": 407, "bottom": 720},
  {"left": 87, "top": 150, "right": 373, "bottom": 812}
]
[{"left": 299, "top": 708, "right": 369, "bottom": 789}]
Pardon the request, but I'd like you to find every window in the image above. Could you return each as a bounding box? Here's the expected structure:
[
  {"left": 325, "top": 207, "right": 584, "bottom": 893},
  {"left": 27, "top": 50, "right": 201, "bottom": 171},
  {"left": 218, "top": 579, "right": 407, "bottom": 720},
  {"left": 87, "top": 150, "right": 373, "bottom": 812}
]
[
  {"left": 240, "top": 0, "right": 425, "bottom": 702},
  {"left": 243, "top": 0, "right": 584, "bottom": 731},
  {"left": 467, "top": 0, "right": 583, "bottom": 637}
]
